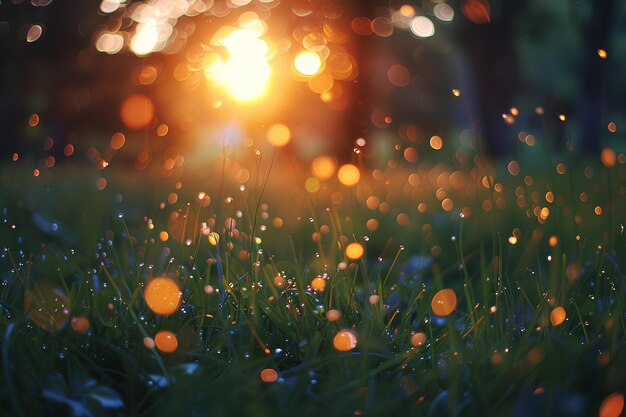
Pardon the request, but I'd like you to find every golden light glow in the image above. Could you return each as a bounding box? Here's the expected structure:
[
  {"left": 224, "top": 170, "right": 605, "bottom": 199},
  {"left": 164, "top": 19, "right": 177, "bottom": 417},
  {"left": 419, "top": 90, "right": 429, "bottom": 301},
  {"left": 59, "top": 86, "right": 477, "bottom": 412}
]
[
  {"left": 431, "top": 289, "right": 457, "bottom": 316},
  {"left": 294, "top": 51, "right": 322, "bottom": 76},
  {"left": 208, "top": 26, "right": 271, "bottom": 102},
  {"left": 333, "top": 329, "right": 357, "bottom": 351},
  {"left": 155, "top": 330, "right": 178, "bottom": 353},
  {"left": 144, "top": 277, "right": 182, "bottom": 316}
]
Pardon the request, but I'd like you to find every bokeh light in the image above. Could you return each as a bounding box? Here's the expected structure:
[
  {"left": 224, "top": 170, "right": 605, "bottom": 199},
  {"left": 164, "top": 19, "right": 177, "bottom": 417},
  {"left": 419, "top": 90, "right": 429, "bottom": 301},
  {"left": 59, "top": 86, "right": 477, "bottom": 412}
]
[
  {"left": 260, "top": 368, "right": 278, "bottom": 383},
  {"left": 410, "top": 332, "right": 427, "bottom": 347},
  {"left": 144, "top": 277, "right": 182, "bottom": 316},
  {"left": 311, "top": 276, "right": 326, "bottom": 291},
  {"left": 600, "top": 393, "right": 624, "bottom": 417},
  {"left": 550, "top": 306, "right": 566, "bottom": 326},
  {"left": 143, "top": 337, "right": 156, "bottom": 350},
  {"left": 326, "top": 309, "right": 342, "bottom": 321},
  {"left": 96, "top": 32, "right": 124, "bottom": 54},
  {"left": 431, "top": 289, "right": 457, "bottom": 316},
  {"left": 337, "top": 164, "right": 360, "bottom": 186},
  {"left": 294, "top": 51, "right": 322, "bottom": 76},
  {"left": 333, "top": 329, "right": 358, "bottom": 351},
  {"left": 345, "top": 242, "right": 364, "bottom": 260},
  {"left": 71, "top": 316, "right": 90, "bottom": 333},
  {"left": 267, "top": 124, "right": 291, "bottom": 147},
  {"left": 410, "top": 16, "right": 435, "bottom": 38},
  {"left": 311, "top": 156, "right": 337, "bottom": 180},
  {"left": 434, "top": 3, "right": 455, "bottom": 22},
  {"left": 26, "top": 24, "right": 43, "bottom": 43},
  {"left": 130, "top": 20, "right": 160, "bottom": 56},
  {"left": 155, "top": 330, "right": 178, "bottom": 353},
  {"left": 461, "top": 0, "right": 491, "bottom": 24},
  {"left": 120, "top": 94, "right": 155, "bottom": 130},
  {"left": 601, "top": 148, "right": 616, "bottom": 168}
]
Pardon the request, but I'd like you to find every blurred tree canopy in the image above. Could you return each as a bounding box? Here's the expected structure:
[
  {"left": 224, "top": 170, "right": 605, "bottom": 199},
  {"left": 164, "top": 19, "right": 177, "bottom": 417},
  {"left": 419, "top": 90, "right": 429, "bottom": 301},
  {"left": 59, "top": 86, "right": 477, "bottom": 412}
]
[{"left": 1, "top": 0, "right": 624, "bottom": 160}]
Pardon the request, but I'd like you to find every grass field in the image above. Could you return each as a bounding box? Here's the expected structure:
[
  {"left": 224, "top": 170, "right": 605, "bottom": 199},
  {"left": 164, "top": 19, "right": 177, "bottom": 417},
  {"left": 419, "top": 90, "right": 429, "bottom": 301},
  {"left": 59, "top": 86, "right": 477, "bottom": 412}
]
[{"left": 1, "top": 137, "right": 625, "bottom": 416}]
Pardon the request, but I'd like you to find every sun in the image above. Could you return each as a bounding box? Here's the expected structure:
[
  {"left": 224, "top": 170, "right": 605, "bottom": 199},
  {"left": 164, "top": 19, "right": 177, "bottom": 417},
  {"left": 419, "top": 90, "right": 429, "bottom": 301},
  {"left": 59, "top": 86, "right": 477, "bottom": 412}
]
[{"left": 208, "top": 25, "right": 272, "bottom": 102}]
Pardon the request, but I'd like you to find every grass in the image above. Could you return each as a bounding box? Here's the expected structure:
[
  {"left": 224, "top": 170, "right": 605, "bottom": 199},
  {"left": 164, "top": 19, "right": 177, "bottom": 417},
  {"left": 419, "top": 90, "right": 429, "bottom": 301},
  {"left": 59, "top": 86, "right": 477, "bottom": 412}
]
[{"left": 0, "top": 138, "right": 625, "bottom": 417}]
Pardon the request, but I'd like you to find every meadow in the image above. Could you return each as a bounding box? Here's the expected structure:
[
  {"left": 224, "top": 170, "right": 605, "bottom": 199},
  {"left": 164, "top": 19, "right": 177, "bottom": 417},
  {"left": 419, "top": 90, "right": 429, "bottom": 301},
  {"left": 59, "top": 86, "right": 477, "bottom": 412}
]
[{"left": 1, "top": 133, "right": 625, "bottom": 416}]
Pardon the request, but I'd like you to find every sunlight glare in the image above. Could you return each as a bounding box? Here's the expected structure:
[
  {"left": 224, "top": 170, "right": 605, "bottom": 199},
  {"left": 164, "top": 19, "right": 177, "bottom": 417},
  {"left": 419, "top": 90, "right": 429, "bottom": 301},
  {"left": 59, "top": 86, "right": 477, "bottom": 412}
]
[{"left": 211, "top": 26, "right": 271, "bottom": 102}]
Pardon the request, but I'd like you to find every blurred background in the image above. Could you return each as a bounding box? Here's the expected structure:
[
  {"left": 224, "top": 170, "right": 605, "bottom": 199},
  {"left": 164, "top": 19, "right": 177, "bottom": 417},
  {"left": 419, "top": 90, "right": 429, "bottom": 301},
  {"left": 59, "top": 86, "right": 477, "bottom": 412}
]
[{"left": 2, "top": 0, "right": 625, "bottom": 169}]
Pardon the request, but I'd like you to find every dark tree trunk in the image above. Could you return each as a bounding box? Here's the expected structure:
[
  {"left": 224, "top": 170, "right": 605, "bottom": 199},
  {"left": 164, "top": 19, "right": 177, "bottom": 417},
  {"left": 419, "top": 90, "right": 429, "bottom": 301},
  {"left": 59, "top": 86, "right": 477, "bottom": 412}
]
[{"left": 580, "top": 0, "right": 614, "bottom": 152}]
